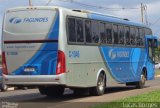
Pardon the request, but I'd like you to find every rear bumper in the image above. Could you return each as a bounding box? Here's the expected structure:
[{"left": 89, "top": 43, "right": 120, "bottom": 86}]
[{"left": 3, "top": 74, "right": 66, "bottom": 86}]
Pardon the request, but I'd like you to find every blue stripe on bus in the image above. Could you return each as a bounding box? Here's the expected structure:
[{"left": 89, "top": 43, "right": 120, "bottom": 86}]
[
  {"left": 48, "top": 12, "right": 59, "bottom": 40},
  {"left": 88, "top": 13, "right": 147, "bottom": 28},
  {"left": 88, "top": 13, "right": 155, "bottom": 82},
  {"left": 145, "top": 35, "right": 156, "bottom": 80},
  {"left": 12, "top": 11, "right": 59, "bottom": 75},
  {"left": 100, "top": 46, "right": 146, "bottom": 83}
]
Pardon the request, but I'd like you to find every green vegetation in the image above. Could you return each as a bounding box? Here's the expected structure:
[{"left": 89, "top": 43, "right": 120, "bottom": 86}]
[
  {"left": 155, "top": 69, "right": 160, "bottom": 76},
  {"left": 92, "top": 90, "right": 160, "bottom": 108}
]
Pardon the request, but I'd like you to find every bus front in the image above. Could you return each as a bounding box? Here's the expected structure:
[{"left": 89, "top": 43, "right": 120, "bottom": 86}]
[{"left": 2, "top": 7, "right": 66, "bottom": 87}]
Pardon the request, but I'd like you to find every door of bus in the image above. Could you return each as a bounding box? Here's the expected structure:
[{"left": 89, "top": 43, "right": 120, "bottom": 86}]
[{"left": 146, "top": 38, "right": 158, "bottom": 79}]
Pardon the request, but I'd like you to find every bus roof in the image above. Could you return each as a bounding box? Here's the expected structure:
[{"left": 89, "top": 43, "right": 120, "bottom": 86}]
[
  {"left": 88, "top": 13, "right": 148, "bottom": 28},
  {"left": 6, "top": 6, "right": 149, "bottom": 29}
]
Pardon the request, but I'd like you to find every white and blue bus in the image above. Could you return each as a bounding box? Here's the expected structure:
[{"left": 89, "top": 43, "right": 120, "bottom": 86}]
[{"left": 2, "top": 6, "right": 158, "bottom": 96}]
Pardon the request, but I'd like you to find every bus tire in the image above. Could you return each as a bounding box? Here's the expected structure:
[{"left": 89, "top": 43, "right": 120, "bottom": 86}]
[
  {"left": 38, "top": 86, "right": 47, "bottom": 95},
  {"left": 136, "top": 71, "right": 146, "bottom": 89},
  {"left": 1, "top": 84, "right": 8, "bottom": 92},
  {"left": 89, "top": 73, "right": 106, "bottom": 96}
]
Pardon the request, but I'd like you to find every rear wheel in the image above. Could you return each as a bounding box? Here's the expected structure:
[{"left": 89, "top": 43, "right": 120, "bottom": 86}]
[
  {"left": 89, "top": 73, "right": 106, "bottom": 96},
  {"left": 38, "top": 86, "right": 47, "bottom": 95},
  {"left": 1, "top": 84, "right": 8, "bottom": 92},
  {"left": 39, "top": 86, "right": 64, "bottom": 97}
]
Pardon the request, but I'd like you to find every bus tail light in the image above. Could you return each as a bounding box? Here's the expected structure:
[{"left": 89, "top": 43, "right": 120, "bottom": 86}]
[
  {"left": 56, "top": 50, "right": 66, "bottom": 75},
  {"left": 2, "top": 52, "right": 8, "bottom": 75}
]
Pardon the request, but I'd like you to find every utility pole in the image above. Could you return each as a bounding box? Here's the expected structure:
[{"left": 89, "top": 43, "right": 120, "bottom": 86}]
[
  {"left": 141, "top": 3, "right": 148, "bottom": 25},
  {"left": 29, "top": 0, "right": 32, "bottom": 6},
  {"left": 141, "top": 3, "right": 144, "bottom": 24}
]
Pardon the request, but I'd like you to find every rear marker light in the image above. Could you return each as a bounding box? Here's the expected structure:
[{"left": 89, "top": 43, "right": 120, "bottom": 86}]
[
  {"left": 56, "top": 50, "right": 66, "bottom": 75},
  {"left": 2, "top": 52, "right": 8, "bottom": 75}
]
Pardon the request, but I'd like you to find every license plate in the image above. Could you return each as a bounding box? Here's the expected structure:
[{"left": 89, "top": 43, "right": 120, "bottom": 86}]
[{"left": 24, "top": 67, "right": 36, "bottom": 72}]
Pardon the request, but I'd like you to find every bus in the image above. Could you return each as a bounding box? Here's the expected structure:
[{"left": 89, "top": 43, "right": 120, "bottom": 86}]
[{"left": 2, "top": 6, "right": 158, "bottom": 96}]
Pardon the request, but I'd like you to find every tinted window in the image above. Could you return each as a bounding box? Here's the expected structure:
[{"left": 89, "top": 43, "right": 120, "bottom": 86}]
[
  {"left": 125, "top": 26, "right": 130, "bottom": 45},
  {"left": 85, "top": 20, "right": 92, "bottom": 43},
  {"left": 138, "top": 28, "right": 144, "bottom": 46},
  {"left": 91, "top": 21, "right": 99, "bottom": 43},
  {"left": 130, "top": 27, "right": 136, "bottom": 45},
  {"left": 68, "top": 16, "right": 146, "bottom": 47},
  {"left": 76, "top": 19, "right": 84, "bottom": 42},
  {"left": 99, "top": 22, "right": 106, "bottom": 44},
  {"left": 148, "top": 39, "right": 155, "bottom": 62},
  {"left": 118, "top": 25, "right": 124, "bottom": 45},
  {"left": 68, "top": 18, "right": 76, "bottom": 42},
  {"left": 105, "top": 23, "right": 112, "bottom": 44},
  {"left": 113, "top": 25, "right": 118, "bottom": 44},
  {"left": 135, "top": 27, "right": 139, "bottom": 45}
]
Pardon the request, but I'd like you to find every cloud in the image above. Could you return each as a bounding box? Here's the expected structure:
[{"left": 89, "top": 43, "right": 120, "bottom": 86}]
[
  {"left": 142, "top": 1, "right": 160, "bottom": 36},
  {"left": 104, "top": 4, "right": 141, "bottom": 22}
]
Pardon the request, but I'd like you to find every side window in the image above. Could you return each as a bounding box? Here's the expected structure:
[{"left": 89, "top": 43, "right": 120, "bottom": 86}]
[
  {"left": 113, "top": 24, "right": 118, "bottom": 44},
  {"left": 76, "top": 19, "right": 84, "bottom": 42},
  {"left": 138, "top": 28, "right": 145, "bottom": 46},
  {"left": 105, "top": 23, "right": 112, "bottom": 44},
  {"left": 148, "top": 40, "right": 153, "bottom": 60},
  {"left": 91, "top": 21, "right": 100, "bottom": 43},
  {"left": 125, "top": 26, "right": 130, "bottom": 45},
  {"left": 99, "top": 22, "right": 106, "bottom": 44},
  {"left": 85, "top": 20, "right": 92, "bottom": 43},
  {"left": 68, "top": 18, "right": 76, "bottom": 42},
  {"left": 118, "top": 25, "right": 124, "bottom": 45},
  {"left": 135, "top": 27, "right": 139, "bottom": 46},
  {"left": 130, "top": 27, "right": 136, "bottom": 45},
  {"left": 148, "top": 39, "right": 155, "bottom": 63}
]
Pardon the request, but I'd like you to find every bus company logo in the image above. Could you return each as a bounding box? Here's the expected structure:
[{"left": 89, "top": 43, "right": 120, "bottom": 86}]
[
  {"left": 9, "top": 17, "right": 22, "bottom": 24},
  {"left": 9, "top": 17, "right": 48, "bottom": 24},
  {"left": 23, "top": 17, "right": 48, "bottom": 23},
  {"left": 108, "top": 49, "right": 130, "bottom": 59},
  {"left": 109, "top": 49, "right": 117, "bottom": 60}
]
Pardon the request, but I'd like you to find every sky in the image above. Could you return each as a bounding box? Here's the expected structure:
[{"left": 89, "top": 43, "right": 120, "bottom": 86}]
[{"left": 0, "top": 0, "right": 160, "bottom": 46}]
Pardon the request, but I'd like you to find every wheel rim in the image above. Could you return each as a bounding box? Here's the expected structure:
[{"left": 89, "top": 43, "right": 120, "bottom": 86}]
[
  {"left": 98, "top": 74, "right": 105, "bottom": 92},
  {"left": 141, "top": 74, "right": 146, "bottom": 86}
]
